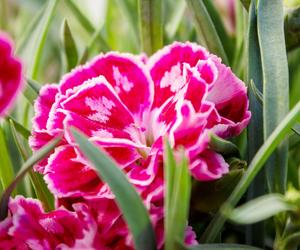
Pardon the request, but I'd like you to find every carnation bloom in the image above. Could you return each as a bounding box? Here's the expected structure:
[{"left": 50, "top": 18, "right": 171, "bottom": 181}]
[
  {"left": 26, "top": 42, "right": 250, "bottom": 248},
  {"left": 0, "top": 32, "right": 22, "bottom": 116}
]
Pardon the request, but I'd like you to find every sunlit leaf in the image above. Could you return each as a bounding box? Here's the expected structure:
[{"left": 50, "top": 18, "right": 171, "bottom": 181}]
[
  {"left": 226, "top": 194, "right": 296, "bottom": 224},
  {"left": 61, "top": 19, "right": 79, "bottom": 71}
]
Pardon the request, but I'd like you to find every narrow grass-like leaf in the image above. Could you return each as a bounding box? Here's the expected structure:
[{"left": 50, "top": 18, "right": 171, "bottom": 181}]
[
  {"left": 29, "top": 0, "right": 59, "bottom": 79},
  {"left": 209, "top": 133, "right": 240, "bottom": 158},
  {"left": 29, "top": 171, "right": 54, "bottom": 212},
  {"left": 246, "top": 1, "right": 265, "bottom": 245},
  {"left": 170, "top": 152, "right": 191, "bottom": 245},
  {"left": 115, "top": 0, "right": 139, "bottom": 47},
  {"left": 240, "top": 0, "right": 251, "bottom": 10},
  {"left": 0, "top": 125, "right": 15, "bottom": 192},
  {"left": 16, "top": 6, "right": 45, "bottom": 55},
  {"left": 7, "top": 117, "right": 30, "bottom": 140},
  {"left": 164, "top": 144, "right": 191, "bottom": 250},
  {"left": 202, "top": 0, "right": 233, "bottom": 62},
  {"left": 185, "top": 0, "right": 228, "bottom": 65},
  {"left": 23, "top": 78, "right": 41, "bottom": 105},
  {"left": 189, "top": 244, "right": 262, "bottom": 250},
  {"left": 227, "top": 194, "right": 296, "bottom": 224},
  {"left": 163, "top": 139, "right": 176, "bottom": 250},
  {"left": 292, "top": 123, "right": 300, "bottom": 136},
  {"left": 8, "top": 120, "right": 54, "bottom": 211},
  {"left": 9, "top": 119, "right": 30, "bottom": 160},
  {"left": 72, "top": 129, "right": 156, "bottom": 250},
  {"left": 65, "top": 0, "right": 95, "bottom": 34},
  {"left": 165, "top": 0, "right": 186, "bottom": 39},
  {"left": 249, "top": 80, "right": 263, "bottom": 105},
  {"left": 0, "top": 135, "right": 61, "bottom": 220},
  {"left": 138, "top": 0, "right": 163, "bottom": 54},
  {"left": 61, "top": 19, "right": 78, "bottom": 71},
  {"left": 200, "top": 100, "right": 300, "bottom": 243},
  {"left": 258, "top": 0, "right": 289, "bottom": 193},
  {"left": 79, "top": 26, "right": 111, "bottom": 63}
]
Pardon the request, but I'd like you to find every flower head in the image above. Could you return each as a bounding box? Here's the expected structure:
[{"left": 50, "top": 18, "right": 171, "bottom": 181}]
[{"left": 29, "top": 42, "right": 250, "bottom": 248}]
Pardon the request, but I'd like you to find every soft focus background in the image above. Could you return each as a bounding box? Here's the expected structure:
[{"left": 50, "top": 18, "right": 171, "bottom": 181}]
[{"left": 1, "top": 0, "right": 300, "bottom": 249}]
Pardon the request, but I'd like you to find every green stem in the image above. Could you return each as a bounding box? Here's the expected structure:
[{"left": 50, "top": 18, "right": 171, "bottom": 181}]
[{"left": 138, "top": 0, "right": 163, "bottom": 55}]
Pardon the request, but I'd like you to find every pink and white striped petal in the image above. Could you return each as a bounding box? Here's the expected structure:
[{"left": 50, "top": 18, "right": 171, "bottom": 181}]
[
  {"left": 61, "top": 76, "right": 135, "bottom": 131},
  {"left": 148, "top": 42, "right": 208, "bottom": 107},
  {"left": 60, "top": 52, "right": 153, "bottom": 121},
  {"left": 190, "top": 149, "right": 229, "bottom": 181}
]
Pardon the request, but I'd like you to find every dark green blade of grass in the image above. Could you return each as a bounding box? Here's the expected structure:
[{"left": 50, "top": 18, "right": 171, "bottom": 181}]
[
  {"left": 0, "top": 136, "right": 61, "bottom": 220},
  {"left": 246, "top": 1, "right": 265, "bottom": 246},
  {"left": 185, "top": 0, "right": 229, "bottom": 65}
]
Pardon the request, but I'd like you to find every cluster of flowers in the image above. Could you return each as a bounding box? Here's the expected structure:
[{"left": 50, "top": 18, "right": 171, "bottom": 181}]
[{"left": 0, "top": 33, "right": 250, "bottom": 249}]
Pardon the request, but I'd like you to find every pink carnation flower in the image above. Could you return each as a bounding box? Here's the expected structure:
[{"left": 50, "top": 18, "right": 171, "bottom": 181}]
[
  {"left": 28, "top": 42, "right": 250, "bottom": 248},
  {"left": 0, "top": 196, "right": 133, "bottom": 249},
  {"left": 0, "top": 32, "right": 23, "bottom": 116}
]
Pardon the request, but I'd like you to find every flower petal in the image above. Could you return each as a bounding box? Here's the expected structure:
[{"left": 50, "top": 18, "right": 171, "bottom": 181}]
[
  {"left": 61, "top": 76, "right": 134, "bottom": 131},
  {"left": 206, "top": 57, "right": 251, "bottom": 137},
  {"left": 44, "top": 146, "right": 101, "bottom": 197},
  {"left": 190, "top": 149, "right": 229, "bottom": 181},
  {"left": 148, "top": 42, "right": 208, "bottom": 107},
  {"left": 60, "top": 52, "right": 153, "bottom": 120}
]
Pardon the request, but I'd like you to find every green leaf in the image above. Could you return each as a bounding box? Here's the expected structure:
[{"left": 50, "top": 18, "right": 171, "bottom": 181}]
[
  {"left": 9, "top": 119, "right": 30, "bottom": 160},
  {"left": 246, "top": 1, "right": 265, "bottom": 245},
  {"left": 164, "top": 139, "right": 176, "bottom": 250},
  {"left": 8, "top": 120, "right": 54, "bottom": 211},
  {"left": 29, "top": 0, "right": 59, "bottom": 79},
  {"left": 16, "top": 5, "right": 45, "bottom": 55},
  {"left": 202, "top": 0, "right": 233, "bottom": 62},
  {"left": 292, "top": 123, "right": 300, "bottom": 136},
  {"left": 65, "top": 0, "right": 95, "bottom": 34},
  {"left": 171, "top": 153, "right": 191, "bottom": 247},
  {"left": 61, "top": 19, "right": 78, "bottom": 71},
  {"left": 192, "top": 167, "right": 245, "bottom": 213},
  {"left": 209, "top": 133, "right": 240, "bottom": 158},
  {"left": 189, "top": 244, "right": 262, "bottom": 250},
  {"left": 138, "top": 0, "right": 163, "bottom": 55},
  {"left": 0, "top": 125, "right": 15, "bottom": 193},
  {"left": 79, "top": 26, "right": 111, "bottom": 64},
  {"left": 23, "top": 78, "right": 41, "bottom": 105},
  {"left": 115, "top": 0, "right": 139, "bottom": 47},
  {"left": 240, "top": 0, "right": 251, "bottom": 11},
  {"left": 200, "top": 100, "right": 300, "bottom": 243},
  {"left": 0, "top": 135, "right": 61, "bottom": 220},
  {"left": 226, "top": 194, "right": 296, "bottom": 224},
  {"left": 165, "top": 0, "right": 186, "bottom": 39},
  {"left": 258, "top": 0, "right": 290, "bottom": 193},
  {"left": 164, "top": 142, "right": 191, "bottom": 250},
  {"left": 185, "top": 0, "right": 229, "bottom": 65},
  {"left": 72, "top": 129, "right": 157, "bottom": 250},
  {"left": 284, "top": 0, "right": 300, "bottom": 8},
  {"left": 249, "top": 80, "right": 263, "bottom": 105},
  {"left": 7, "top": 117, "right": 31, "bottom": 140},
  {"left": 29, "top": 171, "right": 54, "bottom": 212}
]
